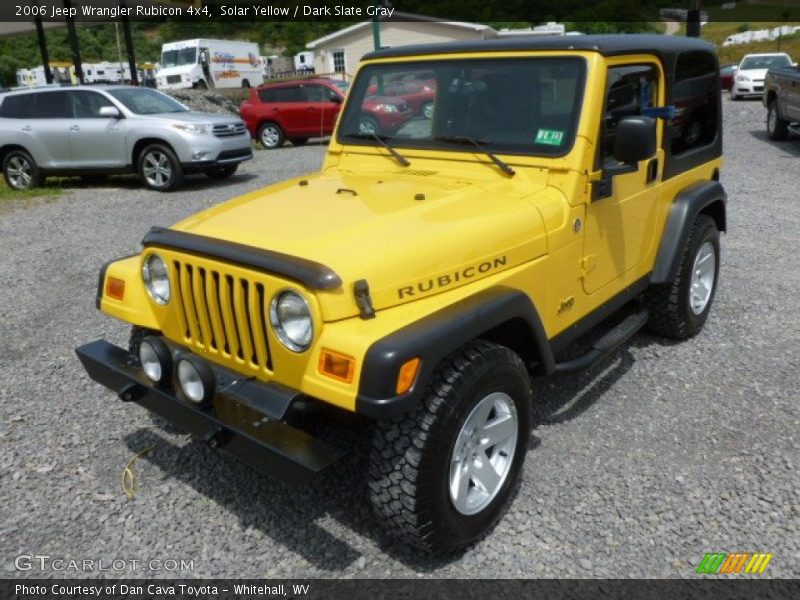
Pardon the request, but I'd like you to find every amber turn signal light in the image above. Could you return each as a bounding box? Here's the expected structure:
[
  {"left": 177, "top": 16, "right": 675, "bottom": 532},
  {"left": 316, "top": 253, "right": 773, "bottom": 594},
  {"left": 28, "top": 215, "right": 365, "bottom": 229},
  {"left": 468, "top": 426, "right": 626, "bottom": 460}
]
[
  {"left": 396, "top": 357, "right": 421, "bottom": 395},
  {"left": 319, "top": 349, "right": 355, "bottom": 383},
  {"left": 106, "top": 277, "right": 125, "bottom": 301}
]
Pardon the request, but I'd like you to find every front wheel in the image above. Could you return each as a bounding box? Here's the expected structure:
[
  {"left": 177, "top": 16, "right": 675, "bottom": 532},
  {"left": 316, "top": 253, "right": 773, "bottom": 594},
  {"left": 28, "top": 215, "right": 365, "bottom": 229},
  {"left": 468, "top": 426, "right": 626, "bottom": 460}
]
[
  {"left": 357, "top": 115, "right": 380, "bottom": 135},
  {"left": 368, "top": 340, "right": 532, "bottom": 555},
  {"left": 138, "top": 144, "right": 183, "bottom": 191},
  {"left": 645, "top": 214, "right": 720, "bottom": 339},
  {"left": 767, "top": 101, "right": 789, "bottom": 141},
  {"left": 422, "top": 101, "right": 434, "bottom": 120},
  {"left": 203, "top": 164, "right": 239, "bottom": 179}
]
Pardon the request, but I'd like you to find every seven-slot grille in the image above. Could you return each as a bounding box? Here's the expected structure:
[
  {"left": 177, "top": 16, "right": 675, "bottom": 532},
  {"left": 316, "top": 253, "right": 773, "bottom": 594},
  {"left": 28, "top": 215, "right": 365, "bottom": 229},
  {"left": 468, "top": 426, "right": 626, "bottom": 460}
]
[
  {"left": 213, "top": 123, "right": 247, "bottom": 138},
  {"left": 173, "top": 259, "right": 273, "bottom": 373}
]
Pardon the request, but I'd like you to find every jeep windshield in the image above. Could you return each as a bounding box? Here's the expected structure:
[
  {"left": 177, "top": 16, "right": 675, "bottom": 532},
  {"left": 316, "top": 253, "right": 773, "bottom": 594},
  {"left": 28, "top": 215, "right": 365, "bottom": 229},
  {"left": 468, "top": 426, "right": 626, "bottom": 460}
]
[{"left": 337, "top": 57, "right": 585, "bottom": 158}]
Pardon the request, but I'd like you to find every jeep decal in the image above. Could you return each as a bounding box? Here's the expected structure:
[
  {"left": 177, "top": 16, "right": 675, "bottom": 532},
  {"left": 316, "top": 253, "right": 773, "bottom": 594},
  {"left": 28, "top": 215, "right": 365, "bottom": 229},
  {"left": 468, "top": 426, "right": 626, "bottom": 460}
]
[{"left": 397, "top": 256, "right": 508, "bottom": 299}]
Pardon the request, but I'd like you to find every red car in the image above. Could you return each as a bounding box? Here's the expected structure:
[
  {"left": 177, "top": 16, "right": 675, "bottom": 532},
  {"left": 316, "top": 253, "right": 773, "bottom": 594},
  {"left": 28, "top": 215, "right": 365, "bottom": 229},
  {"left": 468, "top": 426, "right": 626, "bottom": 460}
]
[
  {"left": 366, "top": 79, "right": 436, "bottom": 118},
  {"left": 240, "top": 78, "right": 344, "bottom": 149},
  {"left": 240, "top": 78, "right": 413, "bottom": 148},
  {"left": 719, "top": 64, "right": 737, "bottom": 92}
]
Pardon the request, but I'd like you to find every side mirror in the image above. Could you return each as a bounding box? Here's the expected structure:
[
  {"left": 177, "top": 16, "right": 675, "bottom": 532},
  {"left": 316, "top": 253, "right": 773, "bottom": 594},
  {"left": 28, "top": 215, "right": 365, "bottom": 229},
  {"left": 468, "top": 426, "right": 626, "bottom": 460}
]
[
  {"left": 99, "top": 106, "right": 121, "bottom": 119},
  {"left": 613, "top": 116, "right": 656, "bottom": 165},
  {"left": 330, "top": 94, "right": 343, "bottom": 104}
]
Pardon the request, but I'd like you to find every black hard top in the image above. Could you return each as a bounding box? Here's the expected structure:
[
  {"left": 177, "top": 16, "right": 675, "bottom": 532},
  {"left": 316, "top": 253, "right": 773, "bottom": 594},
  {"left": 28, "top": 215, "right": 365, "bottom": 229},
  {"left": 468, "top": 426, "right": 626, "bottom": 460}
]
[{"left": 363, "top": 34, "right": 715, "bottom": 61}]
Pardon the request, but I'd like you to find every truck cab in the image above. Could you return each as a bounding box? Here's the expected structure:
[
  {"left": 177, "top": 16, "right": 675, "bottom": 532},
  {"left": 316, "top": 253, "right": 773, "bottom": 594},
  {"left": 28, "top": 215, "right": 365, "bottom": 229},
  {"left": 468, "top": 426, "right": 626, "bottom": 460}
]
[{"left": 78, "top": 35, "right": 726, "bottom": 555}]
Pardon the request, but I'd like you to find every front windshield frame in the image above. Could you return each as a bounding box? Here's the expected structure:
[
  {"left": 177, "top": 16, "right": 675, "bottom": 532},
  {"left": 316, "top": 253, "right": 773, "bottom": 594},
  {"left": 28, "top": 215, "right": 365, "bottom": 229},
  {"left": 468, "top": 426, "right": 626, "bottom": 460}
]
[
  {"left": 107, "top": 88, "right": 189, "bottom": 115},
  {"left": 337, "top": 56, "right": 587, "bottom": 159}
]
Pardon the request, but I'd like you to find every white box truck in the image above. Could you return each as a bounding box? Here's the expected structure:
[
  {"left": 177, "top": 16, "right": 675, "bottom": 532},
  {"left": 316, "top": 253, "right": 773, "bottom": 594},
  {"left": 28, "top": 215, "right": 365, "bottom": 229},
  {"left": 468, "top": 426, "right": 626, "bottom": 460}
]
[{"left": 157, "top": 39, "right": 262, "bottom": 90}]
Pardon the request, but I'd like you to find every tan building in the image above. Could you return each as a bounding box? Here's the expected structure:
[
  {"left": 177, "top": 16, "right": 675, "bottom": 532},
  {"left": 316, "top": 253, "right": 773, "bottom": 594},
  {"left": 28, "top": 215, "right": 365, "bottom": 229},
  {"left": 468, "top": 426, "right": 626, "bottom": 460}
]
[{"left": 306, "top": 13, "right": 497, "bottom": 77}]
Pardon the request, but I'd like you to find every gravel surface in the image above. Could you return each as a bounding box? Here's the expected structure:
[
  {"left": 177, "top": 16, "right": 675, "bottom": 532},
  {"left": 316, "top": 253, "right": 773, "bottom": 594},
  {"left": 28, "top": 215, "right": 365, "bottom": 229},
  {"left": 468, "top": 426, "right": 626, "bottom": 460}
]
[{"left": 1, "top": 96, "right": 798, "bottom": 579}]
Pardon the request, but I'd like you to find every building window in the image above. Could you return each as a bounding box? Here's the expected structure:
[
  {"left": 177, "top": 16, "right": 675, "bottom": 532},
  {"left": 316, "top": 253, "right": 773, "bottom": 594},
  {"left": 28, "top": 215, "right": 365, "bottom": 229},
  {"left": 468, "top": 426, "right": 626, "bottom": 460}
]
[{"left": 332, "top": 50, "right": 346, "bottom": 73}]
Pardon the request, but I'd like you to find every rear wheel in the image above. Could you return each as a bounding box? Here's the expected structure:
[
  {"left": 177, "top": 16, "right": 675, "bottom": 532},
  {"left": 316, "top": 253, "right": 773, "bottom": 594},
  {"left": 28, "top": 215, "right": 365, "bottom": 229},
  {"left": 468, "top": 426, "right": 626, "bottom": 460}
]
[
  {"left": 3, "top": 149, "right": 43, "bottom": 191},
  {"left": 645, "top": 215, "right": 720, "bottom": 339},
  {"left": 422, "top": 101, "right": 434, "bottom": 119},
  {"left": 258, "top": 122, "right": 284, "bottom": 149},
  {"left": 767, "top": 101, "right": 789, "bottom": 141},
  {"left": 368, "top": 340, "right": 532, "bottom": 555}
]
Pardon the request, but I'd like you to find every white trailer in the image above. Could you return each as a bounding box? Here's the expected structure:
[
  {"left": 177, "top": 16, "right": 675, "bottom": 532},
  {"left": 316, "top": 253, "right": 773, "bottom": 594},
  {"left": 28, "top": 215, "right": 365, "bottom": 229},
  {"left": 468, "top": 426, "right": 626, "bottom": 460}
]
[{"left": 156, "top": 38, "right": 262, "bottom": 90}]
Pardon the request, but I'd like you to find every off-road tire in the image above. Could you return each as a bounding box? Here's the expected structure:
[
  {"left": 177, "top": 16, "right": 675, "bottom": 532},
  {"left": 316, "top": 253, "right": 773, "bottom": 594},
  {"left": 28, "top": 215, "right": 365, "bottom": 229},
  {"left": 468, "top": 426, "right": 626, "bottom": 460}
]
[
  {"left": 368, "top": 340, "right": 532, "bottom": 555},
  {"left": 645, "top": 214, "right": 720, "bottom": 339},
  {"left": 767, "top": 100, "right": 789, "bottom": 141}
]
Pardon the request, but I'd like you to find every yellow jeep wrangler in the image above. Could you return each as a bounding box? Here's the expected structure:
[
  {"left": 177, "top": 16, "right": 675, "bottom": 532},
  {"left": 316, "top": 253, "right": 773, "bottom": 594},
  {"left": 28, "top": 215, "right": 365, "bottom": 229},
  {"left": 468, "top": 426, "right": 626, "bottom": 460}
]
[{"left": 77, "top": 35, "right": 726, "bottom": 554}]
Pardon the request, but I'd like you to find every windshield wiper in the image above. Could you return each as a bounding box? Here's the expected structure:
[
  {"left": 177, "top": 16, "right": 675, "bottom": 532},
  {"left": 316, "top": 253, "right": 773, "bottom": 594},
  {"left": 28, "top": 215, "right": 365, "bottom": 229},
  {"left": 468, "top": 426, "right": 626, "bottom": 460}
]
[
  {"left": 343, "top": 133, "right": 410, "bottom": 167},
  {"left": 435, "top": 135, "right": 515, "bottom": 177}
]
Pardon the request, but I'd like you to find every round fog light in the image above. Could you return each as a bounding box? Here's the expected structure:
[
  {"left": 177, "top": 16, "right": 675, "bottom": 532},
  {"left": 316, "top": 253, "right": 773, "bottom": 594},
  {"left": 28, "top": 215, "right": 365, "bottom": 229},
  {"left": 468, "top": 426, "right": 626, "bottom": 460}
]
[
  {"left": 138, "top": 337, "right": 172, "bottom": 385},
  {"left": 176, "top": 355, "right": 216, "bottom": 406}
]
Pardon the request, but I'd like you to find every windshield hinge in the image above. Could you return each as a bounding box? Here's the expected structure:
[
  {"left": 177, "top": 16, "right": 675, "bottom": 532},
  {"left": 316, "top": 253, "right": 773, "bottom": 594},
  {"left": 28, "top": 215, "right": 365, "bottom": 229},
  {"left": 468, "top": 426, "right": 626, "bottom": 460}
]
[{"left": 353, "top": 279, "right": 376, "bottom": 320}]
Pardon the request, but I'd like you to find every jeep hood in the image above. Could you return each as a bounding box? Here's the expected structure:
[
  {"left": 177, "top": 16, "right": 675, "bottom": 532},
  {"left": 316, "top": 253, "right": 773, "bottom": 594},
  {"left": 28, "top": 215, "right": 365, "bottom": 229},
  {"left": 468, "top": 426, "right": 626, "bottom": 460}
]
[{"left": 168, "top": 170, "right": 551, "bottom": 320}]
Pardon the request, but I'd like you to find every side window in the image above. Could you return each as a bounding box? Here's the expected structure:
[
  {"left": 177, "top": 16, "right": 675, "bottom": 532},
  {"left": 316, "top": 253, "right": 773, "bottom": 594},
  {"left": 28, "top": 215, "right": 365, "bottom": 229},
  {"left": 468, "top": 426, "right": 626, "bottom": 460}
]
[
  {"left": 672, "top": 51, "right": 718, "bottom": 155},
  {"left": 272, "top": 86, "right": 303, "bottom": 102},
  {"left": 600, "top": 64, "right": 659, "bottom": 166},
  {"left": 73, "top": 91, "right": 114, "bottom": 118},
  {"left": 257, "top": 88, "right": 276, "bottom": 103},
  {"left": 32, "top": 91, "right": 72, "bottom": 119},
  {"left": 303, "top": 85, "right": 327, "bottom": 102},
  {"left": 0, "top": 94, "right": 34, "bottom": 118}
]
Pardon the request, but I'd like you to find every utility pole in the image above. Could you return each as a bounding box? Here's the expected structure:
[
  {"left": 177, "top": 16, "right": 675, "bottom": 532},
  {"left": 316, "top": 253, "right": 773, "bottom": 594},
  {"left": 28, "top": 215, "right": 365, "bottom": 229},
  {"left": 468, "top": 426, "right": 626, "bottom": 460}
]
[
  {"left": 62, "top": 0, "right": 84, "bottom": 84},
  {"left": 33, "top": 17, "right": 53, "bottom": 84},
  {"left": 372, "top": 1, "right": 382, "bottom": 51},
  {"left": 686, "top": 0, "right": 702, "bottom": 38},
  {"left": 120, "top": 1, "right": 139, "bottom": 86}
]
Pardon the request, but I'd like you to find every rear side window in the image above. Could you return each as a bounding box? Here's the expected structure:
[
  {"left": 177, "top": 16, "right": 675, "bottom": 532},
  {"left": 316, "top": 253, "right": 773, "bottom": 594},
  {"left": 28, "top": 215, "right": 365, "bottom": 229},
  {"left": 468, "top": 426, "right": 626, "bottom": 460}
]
[
  {"left": 32, "top": 91, "right": 72, "bottom": 119},
  {"left": 671, "top": 51, "right": 719, "bottom": 155},
  {"left": 262, "top": 86, "right": 303, "bottom": 102},
  {"left": 0, "top": 94, "right": 34, "bottom": 118}
]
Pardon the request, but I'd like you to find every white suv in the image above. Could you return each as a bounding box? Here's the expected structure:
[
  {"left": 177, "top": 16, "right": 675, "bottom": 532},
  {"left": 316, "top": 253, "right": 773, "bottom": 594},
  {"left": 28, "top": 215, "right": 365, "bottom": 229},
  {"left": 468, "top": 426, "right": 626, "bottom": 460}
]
[{"left": 0, "top": 85, "right": 252, "bottom": 191}]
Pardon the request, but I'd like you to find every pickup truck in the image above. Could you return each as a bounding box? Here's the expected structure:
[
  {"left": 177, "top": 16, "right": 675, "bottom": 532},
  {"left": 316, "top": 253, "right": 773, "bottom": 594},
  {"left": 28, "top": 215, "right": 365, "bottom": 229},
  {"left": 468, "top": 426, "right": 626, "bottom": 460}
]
[{"left": 764, "top": 65, "right": 800, "bottom": 140}]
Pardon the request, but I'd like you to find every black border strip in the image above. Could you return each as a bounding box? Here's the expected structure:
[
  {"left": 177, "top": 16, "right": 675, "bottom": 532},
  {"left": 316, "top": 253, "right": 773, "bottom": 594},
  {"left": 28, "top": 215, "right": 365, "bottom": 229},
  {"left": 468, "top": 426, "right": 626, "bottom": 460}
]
[{"left": 141, "top": 227, "right": 342, "bottom": 291}]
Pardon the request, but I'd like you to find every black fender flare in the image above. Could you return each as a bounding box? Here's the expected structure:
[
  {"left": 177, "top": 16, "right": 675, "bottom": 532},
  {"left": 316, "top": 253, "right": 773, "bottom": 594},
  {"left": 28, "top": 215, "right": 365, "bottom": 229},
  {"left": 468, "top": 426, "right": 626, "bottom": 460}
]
[
  {"left": 356, "top": 286, "right": 554, "bottom": 419},
  {"left": 651, "top": 181, "right": 726, "bottom": 285}
]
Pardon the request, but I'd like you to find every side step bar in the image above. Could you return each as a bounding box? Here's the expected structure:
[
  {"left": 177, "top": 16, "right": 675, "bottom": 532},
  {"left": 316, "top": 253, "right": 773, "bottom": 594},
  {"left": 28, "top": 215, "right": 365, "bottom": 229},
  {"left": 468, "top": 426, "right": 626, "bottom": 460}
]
[{"left": 554, "top": 309, "right": 649, "bottom": 374}]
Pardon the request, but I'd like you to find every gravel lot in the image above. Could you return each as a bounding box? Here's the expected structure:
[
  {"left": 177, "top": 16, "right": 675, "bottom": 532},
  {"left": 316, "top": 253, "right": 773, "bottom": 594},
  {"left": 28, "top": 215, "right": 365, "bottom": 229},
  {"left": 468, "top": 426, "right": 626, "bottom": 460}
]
[{"left": 1, "top": 96, "right": 798, "bottom": 579}]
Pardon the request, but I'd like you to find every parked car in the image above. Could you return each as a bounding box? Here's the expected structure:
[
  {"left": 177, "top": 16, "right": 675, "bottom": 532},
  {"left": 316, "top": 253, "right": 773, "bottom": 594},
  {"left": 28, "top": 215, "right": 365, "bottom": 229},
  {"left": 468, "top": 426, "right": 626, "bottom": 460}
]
[
  {"left": 719, "top": 63, "right": 737, "bottom": 91},
  {"left": 240, "top": 77, "right": 413, "bottom": 148},
  {"left": 763, "top": 63, "right": 800, "bottom": 140},
  {"left": 80, "top": 34, "right": 726, "bottom": 556},
  {"left": 731, "top": 53, "right": 793, "bottom": 100},
  {"left": 0, "top": 85, "right": 252, "bottom": 191},
  {"left": 366, "top": 79, "right": 436, "bottom": 118}
]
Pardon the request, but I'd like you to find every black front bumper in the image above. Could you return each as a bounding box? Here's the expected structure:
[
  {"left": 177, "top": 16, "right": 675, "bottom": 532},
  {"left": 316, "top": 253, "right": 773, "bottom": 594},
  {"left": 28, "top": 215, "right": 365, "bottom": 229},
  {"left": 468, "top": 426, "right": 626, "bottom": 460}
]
[{"left": 75, "top": 340, "right": 346, "bottom": 486}]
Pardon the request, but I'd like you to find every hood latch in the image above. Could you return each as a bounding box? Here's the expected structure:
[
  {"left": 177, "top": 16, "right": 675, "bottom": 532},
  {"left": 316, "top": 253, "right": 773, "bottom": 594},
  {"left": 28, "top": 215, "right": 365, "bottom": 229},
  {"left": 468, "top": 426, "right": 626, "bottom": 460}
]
[{"left": 353, "top": 279, "right": 376, "bottom": 320}]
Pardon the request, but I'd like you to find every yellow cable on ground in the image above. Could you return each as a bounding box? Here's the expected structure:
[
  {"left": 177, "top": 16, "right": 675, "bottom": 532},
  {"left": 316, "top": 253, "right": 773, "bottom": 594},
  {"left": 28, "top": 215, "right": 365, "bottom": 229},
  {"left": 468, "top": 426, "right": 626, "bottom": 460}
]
[{"left": 122, "top": 446, "right": 155, "bottom": 498}]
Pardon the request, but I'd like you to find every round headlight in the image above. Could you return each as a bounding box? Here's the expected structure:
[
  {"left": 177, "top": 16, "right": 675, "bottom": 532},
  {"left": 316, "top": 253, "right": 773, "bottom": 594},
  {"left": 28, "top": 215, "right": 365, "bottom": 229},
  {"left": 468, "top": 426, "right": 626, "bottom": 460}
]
[
  {"left": 138, "top": 336, "right": 172, "bottom": 385},
  {"left": 176, "top": 355, "right": 216, "bottom": 406},
  {"left": 142, "top": 254, "right": 170, "bottom": 305},
  {"left": 269, "top": 291, "right": 313, "bottom": 352}
]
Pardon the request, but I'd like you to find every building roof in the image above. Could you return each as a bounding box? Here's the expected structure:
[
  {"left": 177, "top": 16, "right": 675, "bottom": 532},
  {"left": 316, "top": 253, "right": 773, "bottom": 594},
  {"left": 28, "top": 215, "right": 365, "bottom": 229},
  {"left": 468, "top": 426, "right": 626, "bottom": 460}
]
[
  {"left": 362, "top": 34, "right": 715, "bottom": 61},
  {"left": 306, "top": 12, "right": 493, "bottom": 49}
]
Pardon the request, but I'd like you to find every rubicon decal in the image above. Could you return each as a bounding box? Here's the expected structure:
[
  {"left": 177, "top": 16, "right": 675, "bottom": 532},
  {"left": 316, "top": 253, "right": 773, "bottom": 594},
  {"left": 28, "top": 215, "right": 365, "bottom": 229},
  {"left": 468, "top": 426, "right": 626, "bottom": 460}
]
[
  {"left": 696, "top": 552, "right": 773, "bottom": 574},
  {"left": 397, "top": 256, "right": 508, "bottom": 299}
]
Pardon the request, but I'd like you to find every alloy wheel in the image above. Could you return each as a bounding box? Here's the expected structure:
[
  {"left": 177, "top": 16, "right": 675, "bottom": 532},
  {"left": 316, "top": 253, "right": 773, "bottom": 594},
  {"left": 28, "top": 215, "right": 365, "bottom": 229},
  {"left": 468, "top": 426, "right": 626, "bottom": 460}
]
[
  {"left": 6, "top": 156, "right": 33, "bottom": 190},
  {"left": 142, "top": 151, "right": 172, "bottom": 188},
  {"left": 689, "top": 241, "right": 716, "bottom": 315}
]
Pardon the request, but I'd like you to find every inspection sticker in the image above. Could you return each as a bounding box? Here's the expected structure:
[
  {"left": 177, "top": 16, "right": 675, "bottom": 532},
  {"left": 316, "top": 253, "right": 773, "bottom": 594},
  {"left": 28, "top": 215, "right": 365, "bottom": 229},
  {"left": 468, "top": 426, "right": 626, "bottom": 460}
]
[{"left": 535, "top": 129, "right": 564, "bottom": 146}]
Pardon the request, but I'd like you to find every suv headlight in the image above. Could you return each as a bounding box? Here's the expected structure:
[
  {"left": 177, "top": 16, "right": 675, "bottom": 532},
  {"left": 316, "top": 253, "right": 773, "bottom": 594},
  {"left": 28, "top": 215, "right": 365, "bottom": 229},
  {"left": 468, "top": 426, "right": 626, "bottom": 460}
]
[
  {"left": 172, "top": 123, "right": 214, "bottom": 135},
  {"left": 269, "top": 291, "right": 313, "bottom": 352},
  {"left": 142, "top": 254, "right": 170, "bottom": 305}
]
